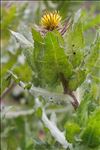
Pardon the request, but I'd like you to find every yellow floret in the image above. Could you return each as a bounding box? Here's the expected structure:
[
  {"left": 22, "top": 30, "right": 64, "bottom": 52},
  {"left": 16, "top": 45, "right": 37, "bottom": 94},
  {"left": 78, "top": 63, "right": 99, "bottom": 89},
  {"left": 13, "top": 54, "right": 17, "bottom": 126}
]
[{"left": 41, "top": 11, "right": 61, "bottom": 30}]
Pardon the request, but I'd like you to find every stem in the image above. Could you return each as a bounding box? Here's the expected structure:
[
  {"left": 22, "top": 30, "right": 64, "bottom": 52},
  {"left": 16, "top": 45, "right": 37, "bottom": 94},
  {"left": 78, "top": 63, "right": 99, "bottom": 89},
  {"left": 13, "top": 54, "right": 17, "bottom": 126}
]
[
  {"left": 0, "top": 82, "right": 15, "bottom": 100},
  {"left": 60, "top": 73, "right": 79, "bottom": 110},
  {"left": 59, "top": 73, "right": 68, "bottom": 94},
  {"left": 5, "top": 108, "right": 71, "bottom": 119},
  {"left": 68, "top": 91, "right": 79, "bottom": 110}
]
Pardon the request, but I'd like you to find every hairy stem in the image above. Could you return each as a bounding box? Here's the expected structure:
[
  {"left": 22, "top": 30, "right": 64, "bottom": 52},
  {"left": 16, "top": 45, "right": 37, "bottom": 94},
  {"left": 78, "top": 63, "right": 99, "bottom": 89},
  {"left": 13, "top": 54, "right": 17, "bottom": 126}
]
[
  {"left": 68, "top": 91, "right": 79, "bottom": 110},
  {"left": 60, "top": 73, "right": 79, "bottom": 109}
]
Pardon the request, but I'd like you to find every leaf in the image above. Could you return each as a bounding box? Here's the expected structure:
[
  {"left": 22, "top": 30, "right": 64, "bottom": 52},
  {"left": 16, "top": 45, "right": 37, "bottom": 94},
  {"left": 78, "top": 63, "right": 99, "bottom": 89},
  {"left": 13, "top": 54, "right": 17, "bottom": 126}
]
[
  {"left": 1, "top": 50, "right": 21, "bottom": 94},
  {"left": 1, "top": 5, "right": 16, "bottom": 39},
  {"left": 91, "top": 58, "right": 100, "bottom": 84},
  {"left": 10, "top": 30, "right": 33, "bottom": 47},
  {"left": 36, "top": 107, "right": 42, "bottom": 118},
  {"left": 76, "top": 93, "right": 92, "bottom": 127},
  {"left": 83, "top": 14, "right": 100, "bottom": 31},
  {"left": 0, "top": 73, "right": 12, "bottom": 95},
  {"left": 32, "top": 29, "right": 73, "bottom": 88},
  {"left": 31, "top": 28, "right": 45, "bottom": 86},
  {"left": 65, "top": 121, "right": 80, "bottom": 143},
  {"left": 68, "top": 69, "right": 86, "bottom": 91},
  {"left": 10, "top": 30, "right": 35, "bottom": 72},
  {"left": 31, "top": 28, "right": 44, "bottom": 72},
  {"left": 65, "top": 19, "right": 84, "bottom": 68},
  {"left": 23, "top": 47, "right": 35, "bottom": 71},
  {"left": 91, "top": 82, "right": 100, "bottom": 100},
  {"left": 13, "top": 63, "right": 32, "bottom": 82},
  {"left": 1, "top": 4, "right": 27, "bottom": 40},
  {"left": 81, "top": 108, "right": 100, "bottom": 148},
  {"left": 73, "top": 9, "right": 82, "bottom": 24},
  {"left": 85, "top": 30, "right": 100, "bottom": 70},
  {"left": 8, "top": 70, "right": 20, "bottom": 83},
  {"left": 24, "top": 83, "right": 32, "bottom": 90},
  {"left": 32, "top": 28, "right": 43, "bottom": 43},
  {"left": 40, "top": 31, "right": 73, "bottom": 87}
]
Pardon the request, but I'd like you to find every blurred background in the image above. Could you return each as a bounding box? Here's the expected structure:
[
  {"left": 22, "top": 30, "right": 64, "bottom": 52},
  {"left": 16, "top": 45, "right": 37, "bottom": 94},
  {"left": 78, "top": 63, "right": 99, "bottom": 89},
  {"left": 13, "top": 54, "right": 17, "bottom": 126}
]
[{"left": 1, "top": 1, "right": 100, "bottom": 150}]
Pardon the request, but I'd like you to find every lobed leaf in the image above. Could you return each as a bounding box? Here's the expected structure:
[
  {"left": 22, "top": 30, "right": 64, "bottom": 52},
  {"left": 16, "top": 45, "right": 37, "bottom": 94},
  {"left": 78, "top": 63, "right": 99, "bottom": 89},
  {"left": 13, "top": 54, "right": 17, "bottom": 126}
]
[{"left": 41, "top": 31, "right": 73, "bottom": 87}]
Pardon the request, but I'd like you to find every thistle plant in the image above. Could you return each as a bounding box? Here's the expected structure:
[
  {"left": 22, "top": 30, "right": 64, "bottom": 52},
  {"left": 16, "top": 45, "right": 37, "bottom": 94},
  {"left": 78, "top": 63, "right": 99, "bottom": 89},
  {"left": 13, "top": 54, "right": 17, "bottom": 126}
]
[
  {"left": 10, "top": 9, "right": 100, "bottom": 112},
  {"left": 2, "top": 7, "right": 100, "bottom": 150},
  {"left": 30, "top": 10, "right": 79, "bottom": 109}
]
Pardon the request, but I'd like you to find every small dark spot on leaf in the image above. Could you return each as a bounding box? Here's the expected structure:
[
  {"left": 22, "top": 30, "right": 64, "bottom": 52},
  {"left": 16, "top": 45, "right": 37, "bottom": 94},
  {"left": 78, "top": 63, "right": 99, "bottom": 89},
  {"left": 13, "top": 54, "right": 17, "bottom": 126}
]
[
  {"left": 73, "top": 52, "right": 76, "bottom": 55},
  {"left": 72, "top": 44, "right": 75, "bottom": 47}
]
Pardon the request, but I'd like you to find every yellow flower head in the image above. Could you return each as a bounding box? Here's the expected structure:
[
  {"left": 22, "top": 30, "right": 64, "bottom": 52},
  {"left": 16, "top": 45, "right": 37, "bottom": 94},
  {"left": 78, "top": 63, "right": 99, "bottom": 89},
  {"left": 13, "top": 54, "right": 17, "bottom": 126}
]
[{"left": 41, "top": 10, "right": 62, "bottom": 30}]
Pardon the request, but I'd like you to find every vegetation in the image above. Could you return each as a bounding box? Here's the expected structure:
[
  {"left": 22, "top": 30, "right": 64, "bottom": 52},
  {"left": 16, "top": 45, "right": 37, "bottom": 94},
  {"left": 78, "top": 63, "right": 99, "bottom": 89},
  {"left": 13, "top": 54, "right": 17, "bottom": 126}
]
[{"left": 1, "top": 1, "right": 100, "bottom": 150}]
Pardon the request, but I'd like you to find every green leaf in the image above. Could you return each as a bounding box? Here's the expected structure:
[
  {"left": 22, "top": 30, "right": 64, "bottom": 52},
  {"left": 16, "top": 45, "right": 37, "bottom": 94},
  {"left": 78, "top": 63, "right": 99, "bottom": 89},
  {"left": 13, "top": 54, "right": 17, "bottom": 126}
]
[
  {"left": 0, "top": 73, "right": 12, "bottom": 95},
  {"left": 1, "top": 50, "right": 21, "bottom": 94},
  {"left": 68, "top": 69, "right": 86, "bottom": 91},
  {"left": 40, "top": 31, "right": 73, "bottom": 87},
  {"left": 8, "top": 71, "right": 20, "bottom": 83},
  {"left": 76, "top": 93, "right": 92, "bottom": 127},
  {"left": 1, "top": 4, "right": 27, "bottom": 40},
  {"left": 85, "top": 30, "right": 100, "bottom": 71},
  {"left": 31, "top": 28, "right": 44, "bottom": 73},
  {"left": 31, "top": 28, "right": 45, "bottom": 86},
  {"left": 13, "top": 63, "right": 32, "bottom": 82},
  {"left": 1, "top": 5, "right": 16, "bottom": 39},
  {"left": 32, "top": 28, "right": 43, "bottom": 43},
  {"left": 24, "top": 83, "right": 32, "bottom": 90},
  {"left": 91, "top": 58, "right": 100, "bottom": 84},
  {"left": 23, "top": 47, "right": 35, "bottom": 71},
  {"left": 65, "top": 121, "right": 80, "bottom": 143},
  {"left": 81, "top": 108, "right": 100, "bottom": 148},
  {"left": 36, "top": 107, "right": 42, "bottom": 118},
  {"left": 65, "top": 21, "right": 84, "bottom": 68},
  {"left": 91, "top": 82, "right": 100, "bottom": 100},
  {"left": 32, "top": 29, "right": 73, "bottom": 88},
  {"left": 84, "top": 14, "right": 100, "bottom": 31}
]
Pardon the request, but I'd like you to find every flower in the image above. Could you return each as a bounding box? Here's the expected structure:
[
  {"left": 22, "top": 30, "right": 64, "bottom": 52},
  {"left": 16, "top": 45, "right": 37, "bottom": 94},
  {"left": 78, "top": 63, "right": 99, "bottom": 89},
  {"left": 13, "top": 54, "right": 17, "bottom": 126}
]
[
  {"left": 34, "top": 10, "right": 71, "bottom": 36},
  {"left": 41, "top": 10, "right": 62, "bottom": 30}
]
